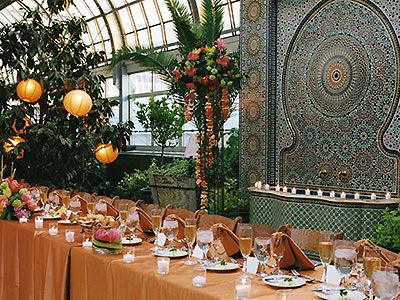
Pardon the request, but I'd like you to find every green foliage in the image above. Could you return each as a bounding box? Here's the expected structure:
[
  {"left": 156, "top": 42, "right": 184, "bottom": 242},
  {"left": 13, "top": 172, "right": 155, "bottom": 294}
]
[
  {"left": 208, "top": 178, "right": 248, "bottom": 212},
  {"left": 115, "top": 169, "right": 149, "bottom": 199},
  {"left": 46, "top": 0, "right": 73, "bottom": 14},
  {"left": 0, "top": 9, "right": 134, "bottom": 192},
  {"left": 374, "top": 206, "right": 400, "bottom": 251},
  {"left": 224, "top": 128, "right": 239, "bottom": 179},
  {"left": 200, "top": 0, "right": 224, "bottom": 45},
  {"left": 148, "top": 159, "right": 194, "bottom": 178},
  {"left": 136, "top": 96, "right": 185, "bottom": 165}
]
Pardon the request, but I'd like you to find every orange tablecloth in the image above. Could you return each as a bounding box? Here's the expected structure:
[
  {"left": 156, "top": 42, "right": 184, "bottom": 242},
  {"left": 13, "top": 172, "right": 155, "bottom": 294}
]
[
  {"left": 70, "top": 243, "right": 324, "bottom": 300},
  {"left": 0, "top": 219, "right": 81, "bottom": 300}
]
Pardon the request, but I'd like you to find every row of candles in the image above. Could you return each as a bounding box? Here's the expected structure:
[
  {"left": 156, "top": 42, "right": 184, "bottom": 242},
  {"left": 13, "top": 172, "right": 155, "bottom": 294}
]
[
  {"left": 20, "top": 216, "right": 92, "bottom": 246},
  {"left": 254, "top": 181, "right": 392, "bottom": 200}
]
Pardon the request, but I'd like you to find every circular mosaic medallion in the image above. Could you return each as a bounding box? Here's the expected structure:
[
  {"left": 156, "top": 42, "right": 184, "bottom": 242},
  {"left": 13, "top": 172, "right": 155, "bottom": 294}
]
[
  {"left": 245, "top": 101, "right": 261, "bottom": 121},
  {"left": 247, "top": 68, "right": 261, "bottom": 88},
  {"left": 247, "top": 34, "right": 261, "bottom": 55},
  {"left": 247, "top": 1, "right": 261, "bottom": 22},
  {"left": 246, "top": 135, "right": 261, "bottom": 155},
  {"left": 307, "top": 35, "right": 370, "bottom": 117}
]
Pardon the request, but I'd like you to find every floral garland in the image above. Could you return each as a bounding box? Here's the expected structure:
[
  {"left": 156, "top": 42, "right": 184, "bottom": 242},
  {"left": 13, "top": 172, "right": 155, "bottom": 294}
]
[{"left": 169, "top": 39, "right": 240, "bottom": 209}]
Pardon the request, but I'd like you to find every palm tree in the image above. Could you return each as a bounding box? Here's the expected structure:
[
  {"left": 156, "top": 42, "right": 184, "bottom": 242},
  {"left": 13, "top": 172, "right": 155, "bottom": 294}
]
[{"left": 110, "top": 0, "right": 224, "bottom": 80}]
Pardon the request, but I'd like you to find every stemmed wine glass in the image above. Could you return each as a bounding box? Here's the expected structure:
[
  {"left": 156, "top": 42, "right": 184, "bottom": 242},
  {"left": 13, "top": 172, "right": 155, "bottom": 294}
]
[
  {"left": 151, "top": 207, "right": 162, "bottom": 250},
  {"left": 69, "top": 197, "right": 81, "bottom": 220},
  {"left": 48, "top": 192, "right": 60, "bottom": 211},
  {"left": 58, "top": 190, "right": 71, "bottom": 209},
  {"left": 271, "top": 234, "right": 286, "bottom": 275},
  {"left": 237, "top": 223, "right": 253, "bottom": 273},
  {"left": 184, "top": 218, "right": 197, "bottom": 265},
  {"left": 318, "top": 231, "right": 334, "bottom": 282},
  {"left": 126, "top": 207, "right": 140, "bottom": 237},
  {"left": 363, "top": 246, "right": 382, "bottom": 297},
  {"left": 334, "top": 240, "right": 357, "bottom": 287},
  {"left": 95, "top": 201, "right": 107, "bottom": 215},
  {"left": 162, "top": 218, "right": 178, "bottom": 250},
  {"left": 371, "top": 266, "right": 399, "bottom": 300},
  {"left": 254, "top": 236, "right": 272, "bottom": 277},
  {"left": 196, "top": 228, "right": 213, "bottom": 264}
]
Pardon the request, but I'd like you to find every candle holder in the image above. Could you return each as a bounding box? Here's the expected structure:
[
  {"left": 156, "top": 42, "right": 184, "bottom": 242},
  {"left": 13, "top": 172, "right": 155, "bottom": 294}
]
[
  {"left": 317, "top": 189, "right": 323, "bottom": 197},
  {"left": 386, "top": 192, "right": 391, "bottom": 200},
  {"left": 123, "top": 250, "right": 135, "bottom": 263},
  {"left": 34, "top": 216, "right": 43, "bottom": 229},
  {"left": 192, "top": 266, "right": 206, "bottom": 287},
  {"left": 19, "top": 216, "right": 28, "bottom": 223},
  {"left": 291, "top": 187, "right": 297, "bottom": 194},
  {"left": 354, "top": 192, "right": 360, "bottom": 200},
  {"left": 236, "top": 275, "right": 251, "bottom": 300},
  {"left": 48, "top": 222, "right": 58, "bottom": 236},
  {"left": 65, "top": 229, "right": 75, "bottom": 243},
  {"left": 157, "top": 257, "right": 170, "bottom": 275}
]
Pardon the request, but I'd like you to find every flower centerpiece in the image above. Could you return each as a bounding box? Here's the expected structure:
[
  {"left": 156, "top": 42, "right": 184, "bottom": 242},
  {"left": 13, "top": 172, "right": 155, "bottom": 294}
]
[
  {"left": 111, "top": 0, "right": 241, "bottom": 209},
  {"left": 0, "top": 177, "right": 37, "bottom": 220}
]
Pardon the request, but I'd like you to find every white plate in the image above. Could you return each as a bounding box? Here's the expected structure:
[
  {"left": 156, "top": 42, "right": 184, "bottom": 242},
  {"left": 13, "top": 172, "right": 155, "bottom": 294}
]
[
  {"left": 154, "top": 249, "right": 188, "bottom": 258},
  {"left": 122, "top": 237, "right": 143, "bottom": 245},
  {"left": 262, "top": 275, "right": 306, "bottom": 288},
  {"left": 314, "top": 290, "right": 365, "bottom": 300},
  {"left": 42, "top": 214, "right": 61, "bottom": 220},
  {"left": 34, "top": 207, "right": 43, "bottom": 212},
  {"left": 205, "top": 262, "right": 240, "bottom": 271},
  {"left": 57, "top": 220, "right": 77, "bottom": 225}
]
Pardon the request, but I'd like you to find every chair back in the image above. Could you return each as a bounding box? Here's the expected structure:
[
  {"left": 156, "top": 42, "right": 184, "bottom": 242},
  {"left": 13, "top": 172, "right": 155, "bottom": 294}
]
[
  {"left": 198, "top": 213, "right": 242, "bottom": 232},
  {"left": 113, "top": 197, "right": 137, "bottom": 210},
  {"left": 251, "top": 223, "right": 292, "bottom": 239},
  {"left": 290, "top": 228, "right": 344, "bottom": 254},
  {"left": 139, "top": 203, "right": 167, "bottom": 219},
  {"left": 71, "top": 195, "right": 88, "bottom": 215},
  {"left": 164, "top": 205, "right": 195, "bottom": 220},
  {"left": 71, "top": 191, "right": 96, "bottom": 202},
  {"left": 135, "top": 207, "right": 153, "bottom": 233},
  {"left": 94, "top": 195, "right": 115, "bottom": 205}
]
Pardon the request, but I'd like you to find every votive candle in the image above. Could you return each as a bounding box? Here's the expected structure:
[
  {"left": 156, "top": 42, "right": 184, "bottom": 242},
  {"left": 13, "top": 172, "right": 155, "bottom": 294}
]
[
  {"left": 123, "top": 251, "right": 135, "bottom": 263},
  {"left": 330, "top": 191, "right": 336, "bottom": 198},
  {"left": 82, "top": 238, "right": 93, "bottom": 249},
  {"left": 282, "top": 186, "right": 288, "bottom": 193},
  {"left": 386, "top": 192, "right": 391, "bottom": 200},
  {"left": 264, "top": 184, "right": 270, "bottom": 191},
  {"left": 236, "top": 275, "right": 251, "bottom": 300},
  {"left": 371, "top": 193, "right": 377, "bottom": 200},
  {"left": 65, "top": 230, "right": 75, "bottom": 243},
  {"left": 305, "top": 188, "right": 311, "bottom": 196},
  {"left": 354, "top": 193, "right": 360, "bottom": 200},
  {"left": 35, "top": 216, "right": 43, "bottom": 229},
  {"left": 157, "top": 257, "right": 170, "bottom": 275},
  {"left": 291, "top": 187, "right": 297, "bottom": 194},
  {"left": 340, "top": 192, "right": 346, "bottom": 199},
  {"left": 275, "top": 184, "right": 280, "bottom": 192},
  {"left": 19, "top": 216, "right": 28, "bottom": 223},
  {"left": 49, "top": 224, "right": 58, "bottom": 236},
  {"left": 317, "top": 189, "right": 323, "bottom": 197}
]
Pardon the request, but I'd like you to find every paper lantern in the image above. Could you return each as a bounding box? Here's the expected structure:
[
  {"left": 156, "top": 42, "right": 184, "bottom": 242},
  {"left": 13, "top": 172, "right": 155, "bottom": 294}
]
[
  {"left": 94, "top": 143, "right": 118, "bottom": 164},
  {"left": 4, "top": 136, "right": 26, "bottom": 153},
  {"left": 63, "top": 90, "right": 92, "bottom": 116},
  {"left": 16, "top": 79, "right": 42, "bottom": 103}
]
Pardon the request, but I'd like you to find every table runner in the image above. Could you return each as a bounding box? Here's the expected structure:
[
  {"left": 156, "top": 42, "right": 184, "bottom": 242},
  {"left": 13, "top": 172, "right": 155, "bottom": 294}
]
[
  {"left": 0, "top": 220, "right": 81, "bottom": 300},
  {"left": 70, "top": 243, "right": 324, "bottom": 300}
]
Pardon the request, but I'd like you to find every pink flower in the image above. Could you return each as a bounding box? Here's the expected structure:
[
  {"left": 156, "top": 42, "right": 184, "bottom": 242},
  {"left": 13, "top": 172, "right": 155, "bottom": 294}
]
[
  {"left": 26, "top": 200, "right": 37, "bottom": 211},
  {"left": 216, "top": 55, "right": 230, "bottom": 68},
  {"left": 184, "top": 66, "right": 198, "bottom": 77},
  {"left": 171, "top": 69, "right": 182, "bottom": 80},
  {"left": 215, "top": 38, "right": 226, "bottom": 51},
  {"left": 21, "top": 191, "right": 32, "bottom": 203}
]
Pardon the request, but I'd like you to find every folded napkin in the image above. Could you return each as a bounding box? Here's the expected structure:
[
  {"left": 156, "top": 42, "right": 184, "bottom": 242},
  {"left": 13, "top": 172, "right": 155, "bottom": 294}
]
[
  {"left": 212, "top": 223, "right": 240, "bottom": 256},
  {"left": 355, "top": 239, "right": 399, "bottom": 265},
  {"left": 207, "top": 239, "right": 230, "bottom": 260},
  {"left": 71, "top": 195, "right": 88, "bottom": 215},
  {"left": 273, "top": 232, "right": 315, "bottom": 271},
  {"left": 135, "top": 207, "right": 153, "bottom": 233}
]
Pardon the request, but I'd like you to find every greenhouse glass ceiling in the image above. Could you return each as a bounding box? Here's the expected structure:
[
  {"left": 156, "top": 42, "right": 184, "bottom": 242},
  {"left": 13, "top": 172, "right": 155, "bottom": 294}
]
[{"left": 0, "top": 0, "right": 240, "bottom": 59}]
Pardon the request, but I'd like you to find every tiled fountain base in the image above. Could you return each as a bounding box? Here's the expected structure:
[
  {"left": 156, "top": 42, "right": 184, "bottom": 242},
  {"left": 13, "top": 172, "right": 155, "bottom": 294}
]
[{"left": 250, "top": 190, "right": 400, "bottom": 241}]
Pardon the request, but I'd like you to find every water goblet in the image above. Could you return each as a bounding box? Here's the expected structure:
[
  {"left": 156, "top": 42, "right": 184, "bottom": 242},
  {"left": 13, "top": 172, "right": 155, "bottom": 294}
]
[
  {"left": 364, "top": 246, "right": 382, "bottom": 297},
  {"left": 196, "top": 228, "right": 213, "bottom": 264},
  {"left": 254, "top": 236, "right": 272, "bottom": 277},
  {"left": 271, "top": 234, "right": 286, "bottom": 275},
  {"left": 334, "top": 240, "right": 357, "bottom": 287},
  {"left": 162, "top": 218, "right": 178, "bottom": 249},
  {"left": 126, "top": 207, "right": 140, "bottom": 237},
  {"left": 371, "top": 266, "right": 399, "bottom": 300}
]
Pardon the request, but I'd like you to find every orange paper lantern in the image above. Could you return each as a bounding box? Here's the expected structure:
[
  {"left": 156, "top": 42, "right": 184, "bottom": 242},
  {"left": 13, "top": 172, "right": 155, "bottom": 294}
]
[
  {"left": 4, "top": 136, "right": 26, "bottom": 153},
  {"left": 16, "top": 79, "right": 42, "bottom": 103},
  {"left": 94, "top": 143, "right": 118, "bottom": 164},
  {"left": 63, "top": 90, "right": 93, "bottom": 116}
]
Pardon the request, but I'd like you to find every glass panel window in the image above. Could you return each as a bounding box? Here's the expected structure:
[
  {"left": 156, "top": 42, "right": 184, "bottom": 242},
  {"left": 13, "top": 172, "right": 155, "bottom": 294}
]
[
  {"left": 128, "top": 72, "right": 153, "bottom": 95},
  {"left": 150, "top": 25, "right": 164, "bottom": 47},
  {"left": 105, "top": 78, "right": 120, "bottom": 98}
]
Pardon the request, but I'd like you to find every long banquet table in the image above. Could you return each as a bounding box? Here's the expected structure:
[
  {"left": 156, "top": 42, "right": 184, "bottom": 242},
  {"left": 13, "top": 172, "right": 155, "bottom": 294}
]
[{"left": 6, "top": 219, "right": 393, "bottom": 300}]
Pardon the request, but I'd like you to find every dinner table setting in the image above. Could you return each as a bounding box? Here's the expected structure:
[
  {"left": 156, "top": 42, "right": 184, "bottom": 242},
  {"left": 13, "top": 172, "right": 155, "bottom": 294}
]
[{"left": 1, "top": 187, "right": 399, "bottom": 300}]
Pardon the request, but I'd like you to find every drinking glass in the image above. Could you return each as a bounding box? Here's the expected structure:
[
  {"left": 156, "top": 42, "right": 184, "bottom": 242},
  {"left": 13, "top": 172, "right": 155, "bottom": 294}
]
[
  {"left": 58, "top": 191, "right": 71, "bottom": 209},
  {"left": 319, "top": 232, "right": 334, "bottom": 282},
  {"left": 95, "top": 202, "right": 107, "bottom": 215},
  {"left": 364, "top": 246, "right": 382, "bottom": 296},
  {"left": 196, "top": 228, "right": 213, "bottom": 263},
  {"left": 371, "top": 266, "right": 399, "bottom": 300},
  {"left": 334, "top": 240, "right": 357, "bottom": 287},
  {"left": 184, "top": 218, "right": 197, "bottom": 265},
  {"left": 70, "top": 198, "right": 81, "bottom": 215},
  {"left": 49, "top": 192, "right": 60, "bottom": 211},
  {"left": 237, "top": 224, "right": 253, "bottom": 273},
  {"left": 163, "top": 218, "right": 178, "bottom": 249},
  {"left": 254, "top": 236, "right": 272, "bottom": 277},
  {"left": 271, "top": 234, "right": 286, "bottom": 275},
  {"left": 126, "top": 207, "right": 140, "bottom": 237},
  {"left": 151, "top": 207, "right": 162, "bottom": 249},
  {"left": 117, "top": 203, "right": 129, "bottom": 225}
]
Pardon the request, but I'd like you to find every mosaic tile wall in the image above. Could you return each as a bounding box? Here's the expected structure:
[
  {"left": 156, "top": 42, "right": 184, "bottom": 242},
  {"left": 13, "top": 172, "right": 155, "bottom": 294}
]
[
  {"left": 250, "top": 194, "right": 398, "bottom": 241},
  {"left": 240, "top": 0, "right": 400, "bottom": 195}
]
